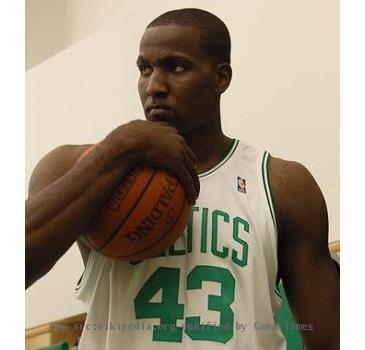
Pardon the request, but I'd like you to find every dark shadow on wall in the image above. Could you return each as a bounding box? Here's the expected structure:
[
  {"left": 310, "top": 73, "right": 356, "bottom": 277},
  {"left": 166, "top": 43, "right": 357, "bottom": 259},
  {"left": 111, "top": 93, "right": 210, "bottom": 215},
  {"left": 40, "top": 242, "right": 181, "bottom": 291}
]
[{"left": 26, "top": 0, "right": 68, "bottom": 70}]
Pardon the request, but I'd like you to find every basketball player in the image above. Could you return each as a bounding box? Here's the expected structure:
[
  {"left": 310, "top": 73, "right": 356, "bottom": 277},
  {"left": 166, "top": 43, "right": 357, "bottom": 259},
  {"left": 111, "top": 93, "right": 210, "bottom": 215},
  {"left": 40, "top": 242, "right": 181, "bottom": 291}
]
[{"left": 26, "top": 8, "right": 339, "bottom": 350}]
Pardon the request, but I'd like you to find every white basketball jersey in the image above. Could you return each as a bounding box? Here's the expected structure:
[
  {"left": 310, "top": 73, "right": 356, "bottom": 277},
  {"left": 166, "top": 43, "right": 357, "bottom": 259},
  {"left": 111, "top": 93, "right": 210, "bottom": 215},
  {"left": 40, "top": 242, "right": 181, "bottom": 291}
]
[{"left": 75, "top": 139, "right": 287, "bottom": 349}]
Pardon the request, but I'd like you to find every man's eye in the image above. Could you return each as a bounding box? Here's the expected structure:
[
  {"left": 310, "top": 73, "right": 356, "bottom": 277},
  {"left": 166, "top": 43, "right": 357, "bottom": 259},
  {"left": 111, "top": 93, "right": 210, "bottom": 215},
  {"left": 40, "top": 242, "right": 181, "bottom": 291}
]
[
  {"left": 171, "top": 65, "right": 185, "bottom": 73},
  {"left": 139, "top": 66, "right": 152, "bottom": 75}
]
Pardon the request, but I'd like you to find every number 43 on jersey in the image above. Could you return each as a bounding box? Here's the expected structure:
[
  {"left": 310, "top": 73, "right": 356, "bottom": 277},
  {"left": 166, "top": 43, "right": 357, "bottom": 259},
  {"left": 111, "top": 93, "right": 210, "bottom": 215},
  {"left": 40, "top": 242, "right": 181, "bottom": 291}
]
[{"left": 134, "top": 265, "right": 236, "bottom": 343}]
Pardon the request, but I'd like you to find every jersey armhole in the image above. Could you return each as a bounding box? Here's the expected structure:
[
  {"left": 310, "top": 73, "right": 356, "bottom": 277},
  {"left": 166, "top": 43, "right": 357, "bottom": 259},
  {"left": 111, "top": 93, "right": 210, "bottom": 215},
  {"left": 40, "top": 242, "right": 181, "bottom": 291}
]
[
  {"left": 262, "top": 151, "right": 278, "bottom": 233},
  {"left": 75, "top": 249, "right": 96, "bottom": 300},
  {"left": 262, "top": 151, "right": 282, "bottom": 299}
]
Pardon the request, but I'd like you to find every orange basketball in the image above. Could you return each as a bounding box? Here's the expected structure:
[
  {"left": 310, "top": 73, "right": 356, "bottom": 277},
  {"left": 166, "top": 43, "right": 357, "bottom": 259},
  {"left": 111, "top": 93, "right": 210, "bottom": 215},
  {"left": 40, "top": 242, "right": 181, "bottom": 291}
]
[{"left": 79, "top": 145, "right": 191, "bottom": 261}]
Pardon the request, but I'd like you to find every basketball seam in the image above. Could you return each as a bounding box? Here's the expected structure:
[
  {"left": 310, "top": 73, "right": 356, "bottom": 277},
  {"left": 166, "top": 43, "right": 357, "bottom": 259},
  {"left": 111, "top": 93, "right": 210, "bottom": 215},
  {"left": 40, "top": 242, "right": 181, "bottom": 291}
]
[
  {"left": 94, "top": 169, "right": 158, "bottom": 252},
  {"left": 109, "top": 184, "right": 188, "bottom": 258}
]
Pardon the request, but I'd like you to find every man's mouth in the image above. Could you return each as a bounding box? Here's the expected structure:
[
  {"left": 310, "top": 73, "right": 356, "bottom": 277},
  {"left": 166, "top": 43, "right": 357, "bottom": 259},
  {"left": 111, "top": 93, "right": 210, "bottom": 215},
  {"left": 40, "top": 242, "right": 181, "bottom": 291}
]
[
  {"left": 145, "top": 104, "right": 173, "bottom": 113},
  {"left": 145, "top": 104, "right": 174, "bottom": 120}
]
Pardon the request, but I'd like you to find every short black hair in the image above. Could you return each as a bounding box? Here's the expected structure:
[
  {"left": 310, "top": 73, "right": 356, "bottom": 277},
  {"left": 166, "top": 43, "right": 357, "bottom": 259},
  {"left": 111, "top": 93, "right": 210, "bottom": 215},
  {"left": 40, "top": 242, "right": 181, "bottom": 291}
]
[{"left": 147, "top": 8, "right": 231, "bottom": 64}]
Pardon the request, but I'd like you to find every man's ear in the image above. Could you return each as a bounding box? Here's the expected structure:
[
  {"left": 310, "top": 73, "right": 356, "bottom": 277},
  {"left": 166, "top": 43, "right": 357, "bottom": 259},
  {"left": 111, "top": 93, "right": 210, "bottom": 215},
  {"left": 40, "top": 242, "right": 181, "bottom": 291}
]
[{"left": 214, "top": 63, "right": 232, "bottom": 95}]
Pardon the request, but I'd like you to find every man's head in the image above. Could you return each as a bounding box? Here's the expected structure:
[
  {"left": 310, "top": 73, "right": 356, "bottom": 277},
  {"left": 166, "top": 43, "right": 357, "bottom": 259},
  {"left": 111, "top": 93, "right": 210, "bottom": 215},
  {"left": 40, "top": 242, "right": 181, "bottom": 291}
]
[
  {"left": 137, "top": 8, "right": 232, "bottom": 135},
  {"left": 147, "top": 8, "right": 231, "bottom": 64}
]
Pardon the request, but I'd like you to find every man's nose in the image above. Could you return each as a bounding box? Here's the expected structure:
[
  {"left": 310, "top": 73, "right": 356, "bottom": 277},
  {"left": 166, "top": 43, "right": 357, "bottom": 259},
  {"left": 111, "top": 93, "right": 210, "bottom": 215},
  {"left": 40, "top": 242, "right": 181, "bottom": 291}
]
[{"left": 145, "top": 69, "right": 168, "bottom": 97}]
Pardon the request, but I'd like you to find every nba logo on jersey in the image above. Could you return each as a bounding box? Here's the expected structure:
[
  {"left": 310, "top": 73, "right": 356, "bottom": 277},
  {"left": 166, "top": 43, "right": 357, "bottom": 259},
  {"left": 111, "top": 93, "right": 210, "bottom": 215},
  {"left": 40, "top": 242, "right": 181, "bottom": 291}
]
[{"left": 237, "top": 176, "right": 247, "bottom": 193}]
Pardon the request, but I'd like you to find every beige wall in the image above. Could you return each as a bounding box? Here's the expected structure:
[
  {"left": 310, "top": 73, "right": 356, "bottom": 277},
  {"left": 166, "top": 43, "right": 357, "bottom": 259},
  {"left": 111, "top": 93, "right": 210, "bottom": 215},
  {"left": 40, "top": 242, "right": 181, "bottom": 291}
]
[
  {"left": 26, "top": 0, "right": 152, "bottom": 69},
  {"left": 26, "top": 0, "right": 339, "bottom": 328}
]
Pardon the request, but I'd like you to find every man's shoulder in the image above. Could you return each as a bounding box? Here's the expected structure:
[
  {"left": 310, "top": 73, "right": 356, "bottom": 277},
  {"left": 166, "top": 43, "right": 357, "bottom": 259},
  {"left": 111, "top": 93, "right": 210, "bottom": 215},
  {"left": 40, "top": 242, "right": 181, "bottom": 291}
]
[
  {"left": 45, "top": 144, "right": 91, "bottom": 164},
  {"left": 269, "top": 156, "right": 312, "bottom": 182},
  {"left": 268, "top": 156, "right": 319, "bottom": 194},
  {"left": 34, "top": 144, "right": 93, "bottom": 174},
  {"left": 28, "top": 144, "right": 93, "bottom": 197},
  {"left": 268, "top": 156, "right": 325, "bottom": 230}
]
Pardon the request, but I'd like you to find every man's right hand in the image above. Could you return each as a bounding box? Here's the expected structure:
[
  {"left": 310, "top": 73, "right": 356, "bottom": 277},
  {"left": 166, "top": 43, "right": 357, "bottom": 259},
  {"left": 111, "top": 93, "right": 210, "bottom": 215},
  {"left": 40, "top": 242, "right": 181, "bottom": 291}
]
[{"left": 100, "top": 120, "right": 200, "bottom": 205}]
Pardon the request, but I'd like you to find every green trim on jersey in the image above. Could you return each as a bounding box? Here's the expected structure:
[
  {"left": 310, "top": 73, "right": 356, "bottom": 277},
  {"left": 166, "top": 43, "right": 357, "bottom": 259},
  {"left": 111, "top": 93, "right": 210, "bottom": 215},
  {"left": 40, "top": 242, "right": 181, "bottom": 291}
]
[
  {"left": 262, "top": 152, "right": 282, "bottom": 299},
  {"left": 275, "top": 285, "right": 282, "bottom": 299},
  {"left": 75, "top": 249, "right": 96, "bottom": 294},
  {"left": 262, "top": 152, "right": 278, "bottom": 232},
  {"left": 198, "top": 139, "right": 239, "bottom": 178},
  {"left": 75, "top": 272, "right": 84, "bottom": 291}
]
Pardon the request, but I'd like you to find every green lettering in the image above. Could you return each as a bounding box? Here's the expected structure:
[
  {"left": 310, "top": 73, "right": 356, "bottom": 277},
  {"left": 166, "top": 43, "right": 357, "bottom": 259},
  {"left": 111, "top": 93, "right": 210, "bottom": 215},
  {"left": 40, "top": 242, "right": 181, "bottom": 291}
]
[
  {"left": 168, "top": 244, "right": 186, "bottom": 256},
  {"left": 211, "top": 210, "right": 229, "bottom": 259},
  {"left": 232, "top": 216, "right": 249, "bottom": 267},
  {"left": 187, "top": 207, "right": 199, "bottom": 253},
  {"left": 200, "top": 208, "right": 208, "bottom": 253}
]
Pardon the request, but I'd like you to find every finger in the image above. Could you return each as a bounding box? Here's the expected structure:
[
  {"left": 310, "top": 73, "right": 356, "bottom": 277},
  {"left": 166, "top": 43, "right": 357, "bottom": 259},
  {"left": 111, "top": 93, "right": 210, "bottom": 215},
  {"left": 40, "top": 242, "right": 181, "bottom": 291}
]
[
  {"left": 177, "top": 165, "right": 197, "bottom": 206},
  {"left": 184, "top": 156, "right": 200, "bottom": 198},
  {"left": 181, "top": 138, "right": 198, "bottom": 166}
]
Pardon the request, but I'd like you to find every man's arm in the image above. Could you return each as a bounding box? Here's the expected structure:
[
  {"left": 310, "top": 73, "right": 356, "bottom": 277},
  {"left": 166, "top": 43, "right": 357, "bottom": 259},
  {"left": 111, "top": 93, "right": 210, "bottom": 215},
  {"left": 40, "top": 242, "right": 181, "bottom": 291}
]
[
  {"left": 26, "top": 121, "right": 200, "bottom": 289},
  {"left": 269, "top": 157, "right": 339, "bottom": 350},
  {"left": 25, "top": 141, "right": 136, "bottom": 289},
  {"left": 27, "top": 144, "right": 94, "bottom": 283}
]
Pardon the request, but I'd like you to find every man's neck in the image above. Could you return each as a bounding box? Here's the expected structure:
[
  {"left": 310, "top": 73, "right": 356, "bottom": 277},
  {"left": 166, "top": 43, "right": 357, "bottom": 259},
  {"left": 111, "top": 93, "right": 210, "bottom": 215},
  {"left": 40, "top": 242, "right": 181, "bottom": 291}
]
[{"left": 184, "top": 123, "right": 235, "bottom": 174}]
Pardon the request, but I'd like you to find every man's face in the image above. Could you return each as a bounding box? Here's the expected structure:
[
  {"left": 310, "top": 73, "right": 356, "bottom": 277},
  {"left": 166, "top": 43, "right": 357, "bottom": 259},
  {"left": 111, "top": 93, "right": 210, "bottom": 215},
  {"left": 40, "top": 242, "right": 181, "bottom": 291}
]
[{"left": 137, "top": 24, "right": 217, "bottom": 134}]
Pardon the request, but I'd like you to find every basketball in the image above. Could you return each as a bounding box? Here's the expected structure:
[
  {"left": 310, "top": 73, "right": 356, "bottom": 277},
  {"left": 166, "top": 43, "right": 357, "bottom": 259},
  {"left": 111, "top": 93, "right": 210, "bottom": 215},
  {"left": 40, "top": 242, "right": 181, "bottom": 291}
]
[{"left": 78, "top": 145, "right": 192, "bottom": 261}]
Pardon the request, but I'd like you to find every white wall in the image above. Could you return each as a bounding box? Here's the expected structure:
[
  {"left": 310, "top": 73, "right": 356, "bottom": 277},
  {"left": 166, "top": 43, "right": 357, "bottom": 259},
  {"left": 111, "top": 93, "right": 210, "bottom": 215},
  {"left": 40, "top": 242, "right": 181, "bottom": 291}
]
[{"left": 26, "top": 0, "right": 339, "bottom": 328}]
